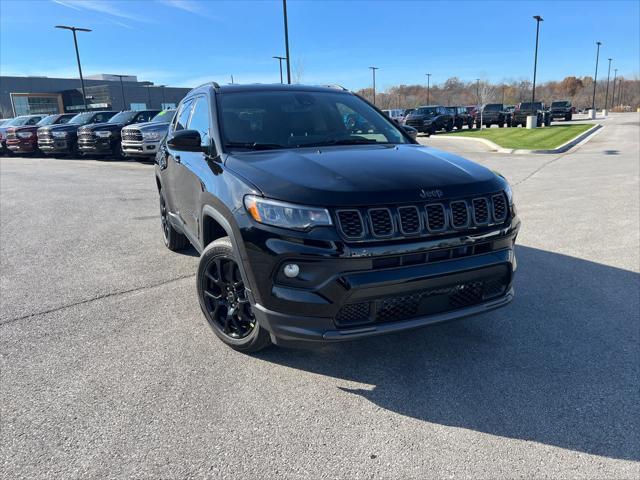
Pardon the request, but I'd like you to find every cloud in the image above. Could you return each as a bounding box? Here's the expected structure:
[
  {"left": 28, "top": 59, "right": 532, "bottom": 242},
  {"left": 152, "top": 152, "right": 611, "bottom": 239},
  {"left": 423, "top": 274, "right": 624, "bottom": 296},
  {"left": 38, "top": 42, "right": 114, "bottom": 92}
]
[
  {"left": 158, "top": 0, "right": 222, "bottom": 20},
  {"left": 51, "top": 0, "right": 153, "bottom": 23}
]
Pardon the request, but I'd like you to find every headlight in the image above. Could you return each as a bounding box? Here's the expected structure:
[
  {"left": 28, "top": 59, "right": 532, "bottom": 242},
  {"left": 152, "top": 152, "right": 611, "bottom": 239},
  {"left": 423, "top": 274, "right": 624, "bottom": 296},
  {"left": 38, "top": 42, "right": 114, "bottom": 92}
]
[
  {"left": 504, "top": 183, "right": 514, "bottom": 205},
  {"left": 95, "top": 131, "right": 111, "bottom": 138},
  {"left": 142, "top": 131, "right": 161, "bottom": 141},
  {"left": 52, "top": 131, "right": 68, "bottom": 138},
  {"left": 244, "top": 195, "right": 332, "bottom": 231},
  {"left": 17, "top": 131, "right": 33, "bottom": 139}
]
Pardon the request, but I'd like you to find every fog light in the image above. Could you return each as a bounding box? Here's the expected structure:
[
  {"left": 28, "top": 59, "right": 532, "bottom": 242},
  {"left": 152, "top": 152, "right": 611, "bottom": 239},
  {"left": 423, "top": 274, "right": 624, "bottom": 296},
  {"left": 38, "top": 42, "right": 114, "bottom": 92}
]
[{"left": 283, "top": 263, "right": 300, "bottom": 278}]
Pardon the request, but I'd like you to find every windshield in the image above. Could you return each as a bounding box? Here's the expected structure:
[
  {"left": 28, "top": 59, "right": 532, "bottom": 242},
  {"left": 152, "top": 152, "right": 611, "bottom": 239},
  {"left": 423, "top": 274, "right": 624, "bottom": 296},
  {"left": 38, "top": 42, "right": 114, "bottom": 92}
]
[
  {"left": 218, "top": 90, "right": 407, "bottom": 150},
  {"left": 551, "top": 101, "right": 569, "bottom": 107},
  {"left": 484, "top": 104, "right": 502, "bottom": 111},
  {"left": 36, "top": 115, "right": 60, "bottom": 126},
  {"left": 520, "top": 102, "right": 542, "bottom": 110},
  {"left": 414, "top": 107, "right": 437, "bottom": 115},
  {"left": 108, "top": 111, "right": 137, "bottom": 124},
  {"left": 69, "top": 112, "right": 94, "bottom": 124},
  {"left": 151, "top": 110, "right": 175, "bottom": 123},
  {"left": 7, "top": 116, "right": 36, "bottom": 126}
]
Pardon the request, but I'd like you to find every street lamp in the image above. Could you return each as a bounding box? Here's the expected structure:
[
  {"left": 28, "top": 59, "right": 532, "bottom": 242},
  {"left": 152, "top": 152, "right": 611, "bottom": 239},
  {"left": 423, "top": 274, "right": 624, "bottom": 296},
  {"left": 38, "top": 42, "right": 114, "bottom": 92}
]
[
  {"left": 425, "top": 73, "right": 431, "bottom": 104},
  {"left": 110, "top": 75, "right": 129, "bottom": 109},
  {"left": 604, "top": 58, "right": 612, "bottom": 112},
  {"left": 531, "top": 16, "right": 543, "bottom": 112},
  {"left": 55, "top": 25, "right": 91, "bottom": 111},
  {"left": 369, "top": 66, "right": 379, "bottom": 105},
  {"left": 282, "top": 0, "right": 291, "bottom": 84},
  {"left": 273, "top": 56, "right": 286, "bottom": 84},
  {"left": 476, "top": 78, "right": 481, "bottom": 129},
  {"left": 591, "top": 41, "right": 602, "bottom": 113},
  {"left": 611, "top": 68, "right": 618, "bottom": 109}
]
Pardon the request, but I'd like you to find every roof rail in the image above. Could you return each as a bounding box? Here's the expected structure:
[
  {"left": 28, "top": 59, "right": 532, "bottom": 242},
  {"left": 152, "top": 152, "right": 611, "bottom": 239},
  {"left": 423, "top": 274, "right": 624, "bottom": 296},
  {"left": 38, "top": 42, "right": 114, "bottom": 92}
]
[
  {"left": 193, "top": 81, "right": 221, "bottom": 91},
  {"left": 323, "top": 84, "right": 349, "bottom": 91}
]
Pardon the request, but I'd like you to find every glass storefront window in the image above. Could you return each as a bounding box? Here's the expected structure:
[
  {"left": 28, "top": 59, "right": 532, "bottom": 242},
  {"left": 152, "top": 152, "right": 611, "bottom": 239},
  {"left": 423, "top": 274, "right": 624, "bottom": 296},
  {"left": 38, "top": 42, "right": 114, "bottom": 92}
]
[
  {"left": 12, "top": 95, "right": 60, "bottom": 116},
  {"left": 130, "top": 103, "right": 147, "bottom": 111}
]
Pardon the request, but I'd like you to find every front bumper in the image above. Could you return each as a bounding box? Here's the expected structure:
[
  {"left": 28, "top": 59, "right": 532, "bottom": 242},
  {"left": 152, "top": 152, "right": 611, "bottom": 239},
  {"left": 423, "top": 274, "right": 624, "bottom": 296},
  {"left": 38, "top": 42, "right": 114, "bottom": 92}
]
[
  {"left": 78, "top": 138, "right": 116, "bottom": 155},
  {"left": 243, "top": 217, "right": 520, "bottom": 345},
  {"left": 122, "top": 139, "right": 159, "bottom": 157},
  {"left": 7, "top": 138, "right": 37, "bottom": 153},
  {"left": 38, "top": 138, "right": 73, "bottom": 154}
]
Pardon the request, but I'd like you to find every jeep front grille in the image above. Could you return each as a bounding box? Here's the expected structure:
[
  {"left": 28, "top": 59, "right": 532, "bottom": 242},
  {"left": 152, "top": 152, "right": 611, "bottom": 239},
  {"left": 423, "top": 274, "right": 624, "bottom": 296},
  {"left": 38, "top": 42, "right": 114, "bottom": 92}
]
[{"left": 334, "top": 192, "right": 509, "bottom": 242}]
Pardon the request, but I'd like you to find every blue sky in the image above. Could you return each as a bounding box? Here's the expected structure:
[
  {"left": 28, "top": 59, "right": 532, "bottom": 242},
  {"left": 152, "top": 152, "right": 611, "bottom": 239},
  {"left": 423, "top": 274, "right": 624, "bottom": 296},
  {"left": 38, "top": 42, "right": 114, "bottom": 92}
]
[{"left": 1, "top": 0, "right": 638, "bottom": 91}]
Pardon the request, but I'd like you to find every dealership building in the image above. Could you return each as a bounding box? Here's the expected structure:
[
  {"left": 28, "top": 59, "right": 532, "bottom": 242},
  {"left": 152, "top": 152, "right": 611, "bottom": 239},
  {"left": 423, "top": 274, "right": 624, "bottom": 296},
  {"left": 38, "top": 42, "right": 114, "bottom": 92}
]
[{"left": 0, "top": 74, "right": 191, "bottom": 118}]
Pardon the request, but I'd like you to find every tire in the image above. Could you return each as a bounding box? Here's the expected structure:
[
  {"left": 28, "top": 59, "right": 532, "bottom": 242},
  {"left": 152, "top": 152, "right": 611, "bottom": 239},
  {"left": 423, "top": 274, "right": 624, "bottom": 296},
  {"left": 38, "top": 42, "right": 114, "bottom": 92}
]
[
  {"left": 159, "top": 191, "right": 190, "bottom": 252},
  {"left": 468, "top": 120, "right": 474, "bottom": 129},
  {"left": 566, "top": 113, "right": 572, "bottom": 121},
  {"left": 197, "top": 237, "right": 272, "bottom": 353},
  {"left": 445, "top": 121, "right": 453, "bottom": 132}
]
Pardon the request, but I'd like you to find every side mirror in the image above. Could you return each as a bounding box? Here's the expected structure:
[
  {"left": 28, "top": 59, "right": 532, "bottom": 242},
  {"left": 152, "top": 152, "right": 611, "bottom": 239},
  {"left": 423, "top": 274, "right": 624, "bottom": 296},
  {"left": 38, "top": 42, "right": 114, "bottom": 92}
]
[
  {"left": 402, "top": 125, "right": 418, "bottom": 140},
  {"left": 167, "top": 129, "right": 202, "bottom": 152}
]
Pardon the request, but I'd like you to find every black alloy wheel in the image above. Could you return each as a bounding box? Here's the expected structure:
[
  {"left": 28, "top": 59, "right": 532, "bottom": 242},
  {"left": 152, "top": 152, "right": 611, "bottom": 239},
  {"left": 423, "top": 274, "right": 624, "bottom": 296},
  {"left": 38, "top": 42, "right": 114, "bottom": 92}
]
[{"left": 202, "top": 255, "right": 256, "bottom": 340}]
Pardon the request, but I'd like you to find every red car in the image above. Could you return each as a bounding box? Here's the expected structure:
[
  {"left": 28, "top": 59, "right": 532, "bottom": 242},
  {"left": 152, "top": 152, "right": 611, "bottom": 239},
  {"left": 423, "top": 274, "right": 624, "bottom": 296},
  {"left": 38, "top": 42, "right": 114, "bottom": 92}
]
[{"left": 6, "top": 114, "right": 75, "bottom": 154}]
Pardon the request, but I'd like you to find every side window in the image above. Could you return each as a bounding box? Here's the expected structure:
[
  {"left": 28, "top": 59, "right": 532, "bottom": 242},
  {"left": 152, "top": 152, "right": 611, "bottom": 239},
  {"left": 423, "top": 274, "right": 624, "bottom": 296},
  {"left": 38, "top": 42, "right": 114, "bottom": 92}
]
[
  {"left": 27, "top": 117, "right": 39, "bottom": 125},
  {"left": 187, "top": 96, "right": 211, "bottom": 148},
  {"left": 93, "top": 113, "right": 107, "bottom": 123},
  {"left": 173, "top": 99, "right": 193, "bottom": 132},
  {"left": 135, "top": 112, "right": 154, "bottom": 123}
]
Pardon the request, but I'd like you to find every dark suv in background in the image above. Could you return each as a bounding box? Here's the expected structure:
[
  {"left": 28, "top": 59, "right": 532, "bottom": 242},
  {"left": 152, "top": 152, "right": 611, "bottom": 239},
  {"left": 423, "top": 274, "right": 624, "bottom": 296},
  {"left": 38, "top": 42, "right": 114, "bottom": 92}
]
[
  {"left": 38, "top": 110, "right": 117, "bottom": 156},
  {"left": 404, "top": 106, "right": 454, "bottom": 135},
  {"left": 449, "top": 106, "right": 474, "bottom": 129},
  {"left": 78, "top": 110, "right": 159, "bottom": 158},
  {"left": 477, "top": 104, "right": 511, "bottom": 128},
  {"left": 511, "top": 102, "right": 551, "bottom": 127},
  {"left": 155, "top": 83, "right": 519, "bottom": 352},
  {"left": 549, "top": 100, "right": 573, "bottom": 121}
]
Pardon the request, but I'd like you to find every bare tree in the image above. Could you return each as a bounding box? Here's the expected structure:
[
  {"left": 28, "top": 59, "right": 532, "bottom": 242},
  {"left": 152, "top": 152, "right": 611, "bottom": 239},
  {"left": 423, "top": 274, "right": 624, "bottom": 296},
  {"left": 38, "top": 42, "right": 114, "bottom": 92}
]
[{"left": 477, "top": 81, "right": 496, "bottom": 129}]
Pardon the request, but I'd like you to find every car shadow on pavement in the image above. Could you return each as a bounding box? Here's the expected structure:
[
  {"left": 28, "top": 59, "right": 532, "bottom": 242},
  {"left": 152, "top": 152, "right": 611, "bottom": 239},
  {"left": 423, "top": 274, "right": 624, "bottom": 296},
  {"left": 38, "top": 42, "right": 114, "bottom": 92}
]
[{"left": 256, "top": 245, "right": 640, "bottom": 461}]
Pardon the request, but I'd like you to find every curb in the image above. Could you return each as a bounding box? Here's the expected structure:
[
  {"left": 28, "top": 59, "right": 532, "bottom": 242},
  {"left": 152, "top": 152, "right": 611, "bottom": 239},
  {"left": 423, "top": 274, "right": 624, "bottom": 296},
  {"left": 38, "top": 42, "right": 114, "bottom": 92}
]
[{"left": 428, "top": 123, "right": 603, "bottom": 155}]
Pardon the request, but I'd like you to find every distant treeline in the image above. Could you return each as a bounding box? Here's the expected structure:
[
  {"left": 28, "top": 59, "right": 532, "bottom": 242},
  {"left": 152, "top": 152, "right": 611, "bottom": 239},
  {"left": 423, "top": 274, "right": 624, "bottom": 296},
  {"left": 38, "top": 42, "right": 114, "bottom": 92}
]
[{"left": 356, "top": 76, "right": 639, "bottom": 111}]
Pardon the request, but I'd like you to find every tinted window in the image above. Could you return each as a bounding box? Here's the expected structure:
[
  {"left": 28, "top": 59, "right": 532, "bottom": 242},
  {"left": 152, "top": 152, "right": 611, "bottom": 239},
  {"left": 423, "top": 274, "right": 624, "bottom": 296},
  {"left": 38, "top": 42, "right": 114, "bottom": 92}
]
[
  {"left": 26, "top": 116, "right": 42, "bottom": 125},
  {"left": 415, "top": 107, "right": 437, "bottom": 115},
  {"left": 484, "top": 104, "right": 502, "bottom": 111},
  {"left": 174, "top": 100, "right": 193, "bottom": 132},
  {"left": 135, "top": 111, "right": 157, "bottom": 123},
  {"left": 551, "top": 101, "right": 569, "bottom": 107},
  {"left": 93, "top": 112, "right": 116, "bottom": 123},
  {"left": 36, "top": 115, "right": 60, "bottom": 126},
  {"left": 187, "top": 97, "right": 211, "bottom": 147}
]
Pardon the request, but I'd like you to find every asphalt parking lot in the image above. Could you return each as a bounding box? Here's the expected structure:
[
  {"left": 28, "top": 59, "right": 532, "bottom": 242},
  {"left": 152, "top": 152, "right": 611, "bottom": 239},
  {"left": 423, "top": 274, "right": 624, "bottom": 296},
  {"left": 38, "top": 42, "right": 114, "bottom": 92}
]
[{"left": 1, "top": 113, "right": 638, "bottom": 479}]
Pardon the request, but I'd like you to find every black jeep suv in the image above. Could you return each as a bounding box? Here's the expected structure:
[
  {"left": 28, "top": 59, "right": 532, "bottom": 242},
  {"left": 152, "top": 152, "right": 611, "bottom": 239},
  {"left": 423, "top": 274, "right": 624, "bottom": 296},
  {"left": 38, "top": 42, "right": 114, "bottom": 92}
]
[
  {"left": 38, "top": 110, "right": 117, "bottom": 156},
  {"left": 78, "top": 110, "right": 159, "bottom": 157},
  {"left": 549, "top": 100, "right": 573, "bottom": 121},
  {"left": 511, "top": 102, "right": 551, "bottom": 127},
  {"left": 156, "top": 84, "right": 519, "bottom": 352},
  {"left": 404, "top": 106, "right": 454, "bottom": 135},
  {"left": 477, "top": 103, "right": 511, "bottom": 128},
  {"left": 449, "top": 106, "right": 475, "bottom": 129}
]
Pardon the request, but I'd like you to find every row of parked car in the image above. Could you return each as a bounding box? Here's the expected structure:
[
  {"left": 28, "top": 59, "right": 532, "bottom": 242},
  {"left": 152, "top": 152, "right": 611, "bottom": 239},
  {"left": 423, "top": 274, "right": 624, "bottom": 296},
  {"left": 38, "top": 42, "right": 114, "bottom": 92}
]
[
  {"left": 382, "top": 100, "right": 575, "bottom": 135},
  {"left": 0, "top": 109, "right": 176, "bottom": 160}
]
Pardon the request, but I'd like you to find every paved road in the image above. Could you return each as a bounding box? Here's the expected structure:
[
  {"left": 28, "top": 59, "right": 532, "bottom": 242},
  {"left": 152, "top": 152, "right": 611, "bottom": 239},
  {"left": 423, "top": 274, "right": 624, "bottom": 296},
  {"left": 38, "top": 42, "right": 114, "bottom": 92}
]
[{"left": 1, "top": 113, "right": 638, "bottom": 479}]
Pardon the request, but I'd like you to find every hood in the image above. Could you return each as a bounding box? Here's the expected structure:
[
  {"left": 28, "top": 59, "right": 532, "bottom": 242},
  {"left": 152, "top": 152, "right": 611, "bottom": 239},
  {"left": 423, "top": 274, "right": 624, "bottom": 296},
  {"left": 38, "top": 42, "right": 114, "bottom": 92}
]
[
  {"left": 123, "top": 121, "right": 170, "bottom": 131},
  {"left": 43, "top": 123, "right": 81, "bottom": 133},
  {"left": 225, "top": 144, "right": 504, "bottom": 206}
]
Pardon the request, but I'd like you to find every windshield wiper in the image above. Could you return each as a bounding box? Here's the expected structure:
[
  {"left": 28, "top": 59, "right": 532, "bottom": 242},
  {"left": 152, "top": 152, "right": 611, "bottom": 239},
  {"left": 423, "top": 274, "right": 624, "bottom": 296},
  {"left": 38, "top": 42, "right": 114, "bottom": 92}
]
[{"left": 224, "top": 142, "right": 286, "bottom": 150}]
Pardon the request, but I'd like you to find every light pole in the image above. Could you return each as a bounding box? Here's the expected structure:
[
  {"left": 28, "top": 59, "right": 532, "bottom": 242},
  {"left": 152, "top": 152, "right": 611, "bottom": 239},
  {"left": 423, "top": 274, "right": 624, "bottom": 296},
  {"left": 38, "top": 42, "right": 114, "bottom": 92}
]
[
  {"left": 282, "top": 0, "right": 291, "bottom": 84},
  {"left": 112, "top": 74, "right": 128, "bottom": 109},
  {"left": 604, "top": 58, "right": 612, "bottom": 112},
  {"left": 55, "top": 25, "right": 91, "bottom": 111},
  {"left": 425, "top": 73, "right": 431, "bottom": 104},
  {"left": 369, "top": 66, "right": 379, "bottom": 105},
  {"left": 611, "top": 68, "right": 618, "bottom": 109},
  {"left": 502, "top": 84, "right": 506, "bottom": 105},
  {"left": 591, "top": 41, "right": 602, "bottom": 113},
  {"left": 273, "top": 56, "right": 286, "bottom": 84},
  {"left": 531, "top": 16, "right": 543, "bottom": 110},
  {"left": 476, "top": 78, "right": 480, "bottom": 129}
]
